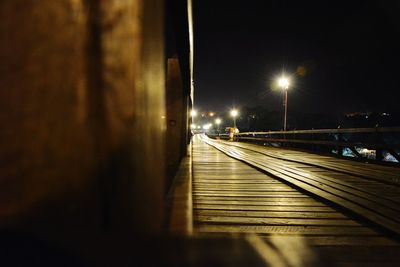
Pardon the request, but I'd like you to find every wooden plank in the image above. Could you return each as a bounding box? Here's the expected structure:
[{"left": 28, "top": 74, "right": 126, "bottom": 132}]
[
  {"left": 193, "top": 204, "right": 336, "bottom": 212},
  {"left": 195, "top": 215, "right": 359, "bottom": 226},
  {"left": 193, "top": 180, "right": 283, "bottom": 183},
  {"left": 193, "top": 193, "right": 312, "bottom": 198},
  {"left": 193, "top": 185, "right": 297, "bottom": 190},
  {"left": 193, "top": 186, "right": 300, "bottom": 191},
  {"left": 194, "top": 200, "right": 326, "bottom": 206},
  {"left": 194, "top": 210, "right": 347, "bottom": 219},
  {"left": 193, "top": 188, "right": 303, "bottom": 193},
  {"left": 201, "top": 136, "right": 400, "bottom": 234},
  {"left": 260, "top": 236, "right": 400, "bottom": 246},
  {"left": 195, "top": 225, "right": 378, "bottom": 235}
]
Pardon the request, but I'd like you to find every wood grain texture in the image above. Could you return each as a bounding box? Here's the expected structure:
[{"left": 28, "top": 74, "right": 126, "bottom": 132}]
[
  {"left": 192, "top": 134, "right": 400, "bottom": 265},
  {"left": 201, "top": 135, "right": 400, "bottom": 235}
]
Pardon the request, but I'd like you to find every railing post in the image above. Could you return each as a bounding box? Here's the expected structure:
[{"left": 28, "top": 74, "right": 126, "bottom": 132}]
[
  {"left": 336, "top": 132, "right": 343, "bottom": 156},
  {"left": 374, "top": 128, "right": 384, "bottom": 161},
  {"left": 376, "top": 149, "right": 383, "bottom": 161}
]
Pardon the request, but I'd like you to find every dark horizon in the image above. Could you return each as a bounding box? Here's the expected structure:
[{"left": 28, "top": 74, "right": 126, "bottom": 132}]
[{"left": 193, "top": 0, "right": 400, "bottom": 119}]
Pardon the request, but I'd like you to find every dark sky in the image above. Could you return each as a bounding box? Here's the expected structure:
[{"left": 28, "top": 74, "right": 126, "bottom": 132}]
[{"left": 193, "top": 0, "right": 400, "bottom": 115}]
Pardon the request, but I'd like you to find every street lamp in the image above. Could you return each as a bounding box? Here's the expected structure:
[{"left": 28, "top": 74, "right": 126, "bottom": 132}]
[
  {"left": 215, "top": 118, "right": 222, "bottom": 135},
  {"left": 190, "top": 109, "right": 197, "bottom": 117},
  {"left": 202, "top": 123, "right": 212, "bottom": 131},
  {"left": 230, "top": 109, "right": 238, "bottom": 129},
  {"left": 277, "top": 76, "right": 290, "bottom": 131},
  {"left": 190, "top": 109, "right": 197, "bottom": 133}
]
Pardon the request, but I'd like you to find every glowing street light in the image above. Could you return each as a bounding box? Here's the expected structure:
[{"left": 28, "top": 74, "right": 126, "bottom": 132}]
[
  {"left": 215, "top": 118, "right": 222, "bottom": 135},
  {"left": 190, "top": 110, "right": 197, "bottom": 117},
  {"left": 202, "top": 123, "right": 212, "bottom": 130},
  {"left": 277, "top": 76, "right": 290, "bottom": 131},
  {"left": 230, "top": 109, "right": 238, "bottom": 129},
  {"left": 278, "top": 77, "right": 290, "bottom": 89},
  {"left": 190, "top": 110, "right": 197, "bottom": 133}
]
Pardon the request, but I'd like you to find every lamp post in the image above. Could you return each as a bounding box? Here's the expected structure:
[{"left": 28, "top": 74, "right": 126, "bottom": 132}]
[
  {"left": 230, "top": 110, "right": 238, "bottom": 141},
  {"left": 230, "top": 109, "right": 238, "bottom": 129},
  {"left": 190, "top": 109, "right": 197, "bottom": 134},
  {"left": 278, "top": 77, "right": 290, "bottom": 131},
  {"left": 215, "top": 118, "right": 222, "bottom": 136}
]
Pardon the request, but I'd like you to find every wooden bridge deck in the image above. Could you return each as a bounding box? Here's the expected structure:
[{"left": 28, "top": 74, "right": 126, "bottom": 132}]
[{"left": 192, "top": 134, "right": 400, "bottom": 266}]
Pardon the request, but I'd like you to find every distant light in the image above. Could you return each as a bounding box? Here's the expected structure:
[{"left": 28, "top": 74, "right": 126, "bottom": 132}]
[
  {"left": 230, "top": 109, "right": 238, "bottom": 117},
  {"left": 215, "top": 118, "right": 222, "bottom": 125},
  {"left": 278, "top": 77, "right": 290, "bottom": 89},
  {"left": 296, "top": 66, "right": 307, "bottom": 77},
  {"left": 203, "top": 123, "right": 212, "bottom": 130},
  {"left": 190, "top": 110, "right": 197, "bottom": 117},
  {"left": 209, "top": 112, "right": 215, "bottom": 117},
  {"left": 190, "top": 124, "right": 196, "bottom": 129},
  {"left": 361, "top": 148, "right": 373, "bottom": 154},
  {"left": 197, "top": 126, "right": 201, "bottom": 129}
]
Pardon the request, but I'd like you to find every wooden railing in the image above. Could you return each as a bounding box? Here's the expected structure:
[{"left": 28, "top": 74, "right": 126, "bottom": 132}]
[{"left": 207, "top": 127, "right": 400, "bottom": 163}]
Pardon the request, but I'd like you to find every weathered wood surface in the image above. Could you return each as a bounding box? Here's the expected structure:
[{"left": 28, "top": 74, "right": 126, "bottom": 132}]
[
  {"left": 192, "top": 135, "right": 400, "bottom": 266},
  {"left": 224, "top": 140, "right": 400, "bottom": 185},
  {"left": 167, "top": 152, "right": 193, "bottom": 235},
  {"left": 201, "top": 135, "right": 400, "bottom": 236}
]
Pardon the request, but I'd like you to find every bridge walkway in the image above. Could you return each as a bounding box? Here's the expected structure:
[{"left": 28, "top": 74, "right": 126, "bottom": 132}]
[{"left": 192, "top": 135, "right": 400, "bottom": 266}]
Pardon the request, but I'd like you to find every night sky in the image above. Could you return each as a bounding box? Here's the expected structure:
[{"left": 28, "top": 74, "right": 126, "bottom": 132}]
[{"left": 193, "top": 0, "right": 400, "bottom": 116}]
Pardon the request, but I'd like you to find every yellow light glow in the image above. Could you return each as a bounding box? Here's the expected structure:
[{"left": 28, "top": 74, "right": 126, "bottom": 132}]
[
  {"left": 278, "top": 77, "right": 290, "bottom": 89},
  {"left": 190, "top": 110, "right": 197, "bottom": 117},
  {"left": 296, "top": 66, "right": 306, "bottom": 76},
  {"left": 230, "top": 109, "right": 238, "bottom": 117},
  {"left": 202, "top": 123, "right": 212, "bottom": 130},
  {"left": 215, "top": 118, "right": 222, "bottom": 124},
  {"left": 209, "top": 112, "right": 215, "bottom": 117},
  {"left": 190, "top": 124, "right": 196, "bottom": 129}
]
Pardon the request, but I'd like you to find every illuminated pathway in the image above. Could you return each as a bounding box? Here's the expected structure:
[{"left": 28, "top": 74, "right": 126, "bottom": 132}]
[{"left": 192, "top": 134, "right": 400, "bottom": 266}]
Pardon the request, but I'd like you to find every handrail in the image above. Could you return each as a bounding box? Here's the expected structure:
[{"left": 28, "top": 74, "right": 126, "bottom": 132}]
[
  {"left": 207, "top": 127, "right": 400, "bottom": 163},
  {"left": 235, "top": 137, "right": 400, "bottom": 150},
  {"left": 235, "top": 126, "right": 400, "bottom": 135}
]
